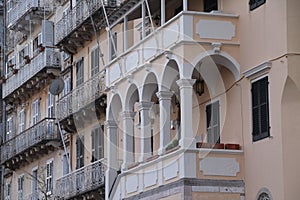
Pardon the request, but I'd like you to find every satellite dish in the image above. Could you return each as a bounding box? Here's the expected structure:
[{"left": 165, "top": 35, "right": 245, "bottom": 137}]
[{"left": 49, "top": 78, "right": 64, "bottom": 95}]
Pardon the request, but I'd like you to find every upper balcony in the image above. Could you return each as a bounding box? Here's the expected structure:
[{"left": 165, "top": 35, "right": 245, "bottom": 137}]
[
  {"left": 56, "top": 71, "right": 107, "bottom": 132},
  {"left": 7, "top": 0, "right": 54, "bottom": 31},
  {"left": 55, "top": 0, "right": 122, "bottom": 54},
  {"left": 2, "top": 48, "right": 61, "bottom": 101},
  {"left": 1, "top": 118, "right": 60, "bottom": 170},
  {"left": 55, "top": 159, "right": 105, "bottom": 199},
  {"left": 106, "top": 11, "right": 239, "bottom": 87}
]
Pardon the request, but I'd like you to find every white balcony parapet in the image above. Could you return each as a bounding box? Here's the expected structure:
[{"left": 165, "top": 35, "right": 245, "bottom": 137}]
[
  {"left": 7, "top": 0, "right": 54, "bottom": 28},
  {"left": 55, "top": 159, "right": 105, "bottom": 199},
  {"left": 55, "top": 0, "right": 121, "bottom": 44},
  {"left": 3, "top": 48, "right": 61, "bottom": 98},
  {"left": 56, "top": 71, "right": 105, "bottom": 120},
  {"left": 1, "top": 118, "right": 58, "bottom": 163}
]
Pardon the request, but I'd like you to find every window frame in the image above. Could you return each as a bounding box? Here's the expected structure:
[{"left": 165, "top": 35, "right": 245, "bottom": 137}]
[
  {"left": 76, "top": 135, "right": 84, "bottom": 169},
  {"left": 5, "top": 182, "right": 11, "bottom": 200},
  {"left": 32, "top": 98, "right": 40, "bottom": 125},
  {"left": 46, "top": 159, "right": 54, "bottom": 195},
  {"left": 249, "top": 0, "right": 266, "bottom": 11},
  {"left": 48, "top": 92, "right": 55, "bottom": 118},
  {"left": 32, "top": 167, "right": 38, "bottom": 196},
  {"left": 76, "top": 57, "right": 84, "bottom": 86},
  {"left": 91, "top": 125, "right": 104, "bottom": 162},
  {"left": 19, "top": 108, "right": 25, "bottom": 133},
  {"left": 206, "top": 99, "right": 220, "bottom": 144},
  {"left": 18, "top": 174, "right": 24, "bottom": 200},
  {"left": 251, "top": 75, "right": 270, "bottom": 142},
  {"left": 91, "top": 46, "right": 100, "bottom": 77}
]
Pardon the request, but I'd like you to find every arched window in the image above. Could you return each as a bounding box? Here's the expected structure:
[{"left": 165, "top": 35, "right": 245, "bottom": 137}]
[
  {"left": 258, "top": 192, "right": 271, "bottom": 200},
  {"left": 256, "top": 188, "right": 272, "bottom": 200}
]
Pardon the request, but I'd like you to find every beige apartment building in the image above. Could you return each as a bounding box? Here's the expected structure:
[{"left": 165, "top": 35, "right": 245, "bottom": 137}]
[{"left": 1, "top": 0, "right": 300, "bottom": 199}]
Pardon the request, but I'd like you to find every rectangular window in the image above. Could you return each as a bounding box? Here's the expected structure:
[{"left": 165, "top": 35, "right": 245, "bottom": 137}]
[
  {"left": 204, "top": 0, "right": 218, "bottom": 12},
  {"left": 32, "top": 168, "right": 38, "bottom": 195},
  {"left": 91, "top": 47, "right": 100, "bottom": 77},
  {"left": 62, "top": 153, "right": 70, "bottom": 176},
  {"left": 91, "top": 126, "right": 104, "bottom": 162},
  {"left": 19, "top": 109, "right": 25, "bottom": 133},
  {"left": 32, "top": 99, "right": 40, "bottom": 125},
  {"left": 5, "top": 183, "right": 10, "bottom": 200},
  {"left": 18, "top": 45, "right": 29, "bottom": 66},
  {"left": 33, "top": 33, "right": 42, "bottom": 55},
  {"left": 64, "top": 76, "right": 71, "bottom": 96},
  {"left": 110, "top": 32, "right": 117, "bottom": 60},
  {"left": 76, "top": 58, "right": 84, "bottom": 86},
  {"left": 206, "top": 101, "right": 220, "bottom": 144},
  {"left": 6, "top": 56, "right": 15, "bottom": 77},
  {"left": 48, "top": 92, "right": 55, "bottom": 118},
  {"left": 46, "top": 160, "right": 54, "bottom": 195},
  {"left": 76, "top": 136, "right": 84, "bottom": 169},
  {"left": 6, "top": 117, "right": 13, "bottom": 141},
  {"left": 18, "top": 175, "right": 24, "bottom": 200},
  {"left": 249, "top": 0, "right": 266, "bottom": 11},
  {"left": 252, "top": 76, "right": 270, "bottom": 141}
]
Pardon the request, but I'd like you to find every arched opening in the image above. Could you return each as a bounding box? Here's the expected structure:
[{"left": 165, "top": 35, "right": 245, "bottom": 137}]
[{"left": 123, "top": 84, "right": 139, "bottom": 167}]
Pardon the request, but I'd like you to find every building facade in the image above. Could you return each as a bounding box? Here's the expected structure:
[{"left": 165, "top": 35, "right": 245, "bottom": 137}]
[{"left": 1, "top": 0, "right": 300, "bottom": 200}]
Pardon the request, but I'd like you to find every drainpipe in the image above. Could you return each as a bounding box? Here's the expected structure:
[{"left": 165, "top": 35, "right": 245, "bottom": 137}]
[{"left": 1, "top": 0, "right": 7, "bottom": 200}]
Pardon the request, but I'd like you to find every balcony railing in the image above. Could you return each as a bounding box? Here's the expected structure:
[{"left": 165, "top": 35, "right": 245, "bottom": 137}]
[
  {"left": 56, "top": 159, "right": 105, "bottom": 199},
  {"left": 3, "top": 48, "right": 61, "bottom": 98},
  {"left": 7, "top": 0, "right": 54, "bottom": 28},
  {"left": 1, "top": 118, "right": 58, "bottom": 163},
  {"left": 56, "top": 71, "right": 105, "bottom": 120},
  {"left": 55, "top": 0, "right": 120, "bottom": 44}
]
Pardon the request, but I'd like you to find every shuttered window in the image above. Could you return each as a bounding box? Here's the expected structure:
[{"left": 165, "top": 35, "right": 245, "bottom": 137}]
[
  {"left": 76, "top": 136, "right": 84, "bottom": 169},
  {"left": 76, "top": 58, "right": 84, "bottom": 86},
  {"left": 91, "top": 47, "right": 100, "bottom": 77},
  {"left": 32, "top": 98, "right": 40, "bottom": 125},
  {"left": 91, "top": 126, "right": 104, "bottom": 162},
  {"left": 5, "top": 183, "right": 10, "bottom": 200},
  {"left": 48, "top": 92, "right": 55, "bottom": 118},
  {"left": 18, "top": 175, "right": 24, "bottom": 200},
  {"left": 252, "top": 76, "right": 270, "bottom": 141},
  {"left": 249, "top": 0, "right": 266, "bottom": 11},
  {"left": 206, "top": 101, "right": 220, "bottom": 144},
  {"left": 46, "top": 160, "right": 54, "bottom": 195},
  {"left": 19, "top": 109, "right": 25, "bottom": 133}
]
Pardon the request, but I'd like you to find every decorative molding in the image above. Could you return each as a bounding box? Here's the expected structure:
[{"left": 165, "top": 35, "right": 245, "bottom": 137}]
[
  {"left": 200, "top": 157, "right": 240, "bottom": 176},
  {"left": 144, "top": 169, "right": 157, "bottom": 188},
  {"left": 126, "top": 175, "right": 138, "bottom": 194},
  {"left": 243, "top": 62, "right": 271, "bottom": 78},
  {"left": 163, "top": 161, "right": 178, "bottom": 180},
  {"left": 196, "top": 20, "right": 235, "bottom": 40}
]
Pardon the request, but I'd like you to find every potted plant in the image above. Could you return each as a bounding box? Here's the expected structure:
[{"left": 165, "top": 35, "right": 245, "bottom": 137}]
[
  {"left": 196, "top": 142, "right": 212, "bottom": 148},
  {"left": 225, "top": 143, "right": 240, "bottom": 150},
  {"left": 38, "top": 44, "right": 45, "bottom": 52},
  {"left": 13, "top": 69, "right": 18, "bottom": 74},
  {"left": 0, "top": 77, "right": 6, "bottom": 84},
  {"left": 24, "top": 55, "right": 31, "bottom": 64}
]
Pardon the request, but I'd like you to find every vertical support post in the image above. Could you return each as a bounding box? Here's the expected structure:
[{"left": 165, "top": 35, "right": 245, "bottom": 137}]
[
  {"left": 183, "top": 0, "right": 188, "bottom": 11},
  {"left": 138, "top": 101, "right": 154, "bottom": 161},
  {"left": 161, "top": 0, "right": 165, "bottom": 24},
  {"left": 124, "top": 16, "right": 128, "bottom": 51},
  {"left": 176, "top": 79, "right": 196, "bottom": 149},
  {"left": 141, "top": 1, "right": 146, "bottom": 39},
  {"left": 156, "top": 91, "right": 173, "bottom": 155},
  {"left": 121, "top": 111, "right": 135, "bottom": 170}
]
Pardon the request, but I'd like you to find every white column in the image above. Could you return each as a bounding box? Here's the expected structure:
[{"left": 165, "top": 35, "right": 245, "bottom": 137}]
[
  {"left": 176, "top": 79, "right": 196, "bottom": 149},
  {"left": 121, "top": 111, "right": 135, "bottom": 170},
  {"left": 124, "top": 16, "right": 128, "bottom": 51},
  {"left": 156, "top": 91, "right": 173, "bottom": 155},
  {"left": 183, "top": 0, "right": 188, "bottom": 11},
  {"left": 161, "top": 0, "right": 165, "bottom": 24},
  {"left": 138, "top": 101, "right": 154, "bottom": 161},
  {"left": 105, "top": 120, "right": 118, "bottom": 200},
  {"left": 142, "top": 1, "right": 146, "bottom": 39}
]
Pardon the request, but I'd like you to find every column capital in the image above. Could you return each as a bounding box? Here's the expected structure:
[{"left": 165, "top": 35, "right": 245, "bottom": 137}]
[
  {"left": 176, "top": 79, "right": 196, "bottom": 89},
  {"left": 156, "top": 91, "right": 173, "bottom": 101},
  {"left": 120, "top": 111, "right": 135, "bottom": 119},
  {"left": 105, "top": 120, "right": 118, "bottom": 128},
  {"left": 137, "top": 101, "right": 154, "bottom": 111}
]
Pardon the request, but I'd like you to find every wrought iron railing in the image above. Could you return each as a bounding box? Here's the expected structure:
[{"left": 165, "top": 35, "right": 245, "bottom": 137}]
[
  {"left": 7, "top": 0, "right": 54, "bottom": 28},
  {"left": 56, "top": 71, "right": 105, "bottom": 120},
  {"left": 1, "top": 118, "right": 58, "bottom": 163},
  {"left": 55, "top": 159, "right": 105, "bottom": 199},
  {"left": 3, "top": 48, "right": 61, "bottom": 98},
  {"left": 55, "top": 0, "right": 120, "bottom": 44}
]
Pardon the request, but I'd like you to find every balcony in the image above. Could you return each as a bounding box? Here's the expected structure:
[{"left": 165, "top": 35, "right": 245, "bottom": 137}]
[
  {"left": 55, "top": 0, "right": 121, "bottom": 54},
  {"left": 106, "top": 11, "right": 239, "bottom": 87},
  {"left": 3, "top": 48, "right": 61, "bottom": 100},
  {"left": 1, "top": 118, "right": 60, "bottom": 170},
  {"left": 56, "top": 159, "right": 105, "bottom": 199},
  {"left": 7, "top": 0, "right": 54, "bottom": 31},
  {"left": 56, "top": 71, "right": 106, "bottom": 132}
]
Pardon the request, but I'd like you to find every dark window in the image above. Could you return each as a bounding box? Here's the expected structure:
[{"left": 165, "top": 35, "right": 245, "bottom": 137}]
[
  {"left": 110, "top": 32, "right": 117, "bottom": 60},
  {"left": 76, "top": 58, "right": 84, "bottom": 86},
  {"left": 91, "top": 47, "right": 100, "bottom": 77},
  {"left": 174, "top": 5, "right": 183, "bottom": 15},
  {"left": 204, "top": 0, "right": 218, "bottom": 12},
  {"left": 206, "top": 101, "right": 220, "bottom": 144},
  {"left": 91, "top": 126, "right": 104, "bottom": 162},
  {"left": 252, "top": 76, "right": 270, "bottom": 141},
  {"left": 76, "top": 136, "right": 84, "bottom": 169},
  {"left": 249, "top": 0, "right": 266, "bottom": 11}
]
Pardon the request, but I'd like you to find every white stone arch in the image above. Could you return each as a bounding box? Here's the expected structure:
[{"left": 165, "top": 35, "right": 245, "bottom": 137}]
[
  {"left": 141, "top": 72, "right": 159, "bottom": 101},
  {"left": 124, "top": 83, "right": 140, "bottom": 111},
  {"left": 107, "top": 93, "right": 123, "bottom": 121},
  {"left": 159, "top": 59, "right": 181, "bottom": 92},
  {"left": 191, "top": 50, "right": 240, "bottom": 81}
]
